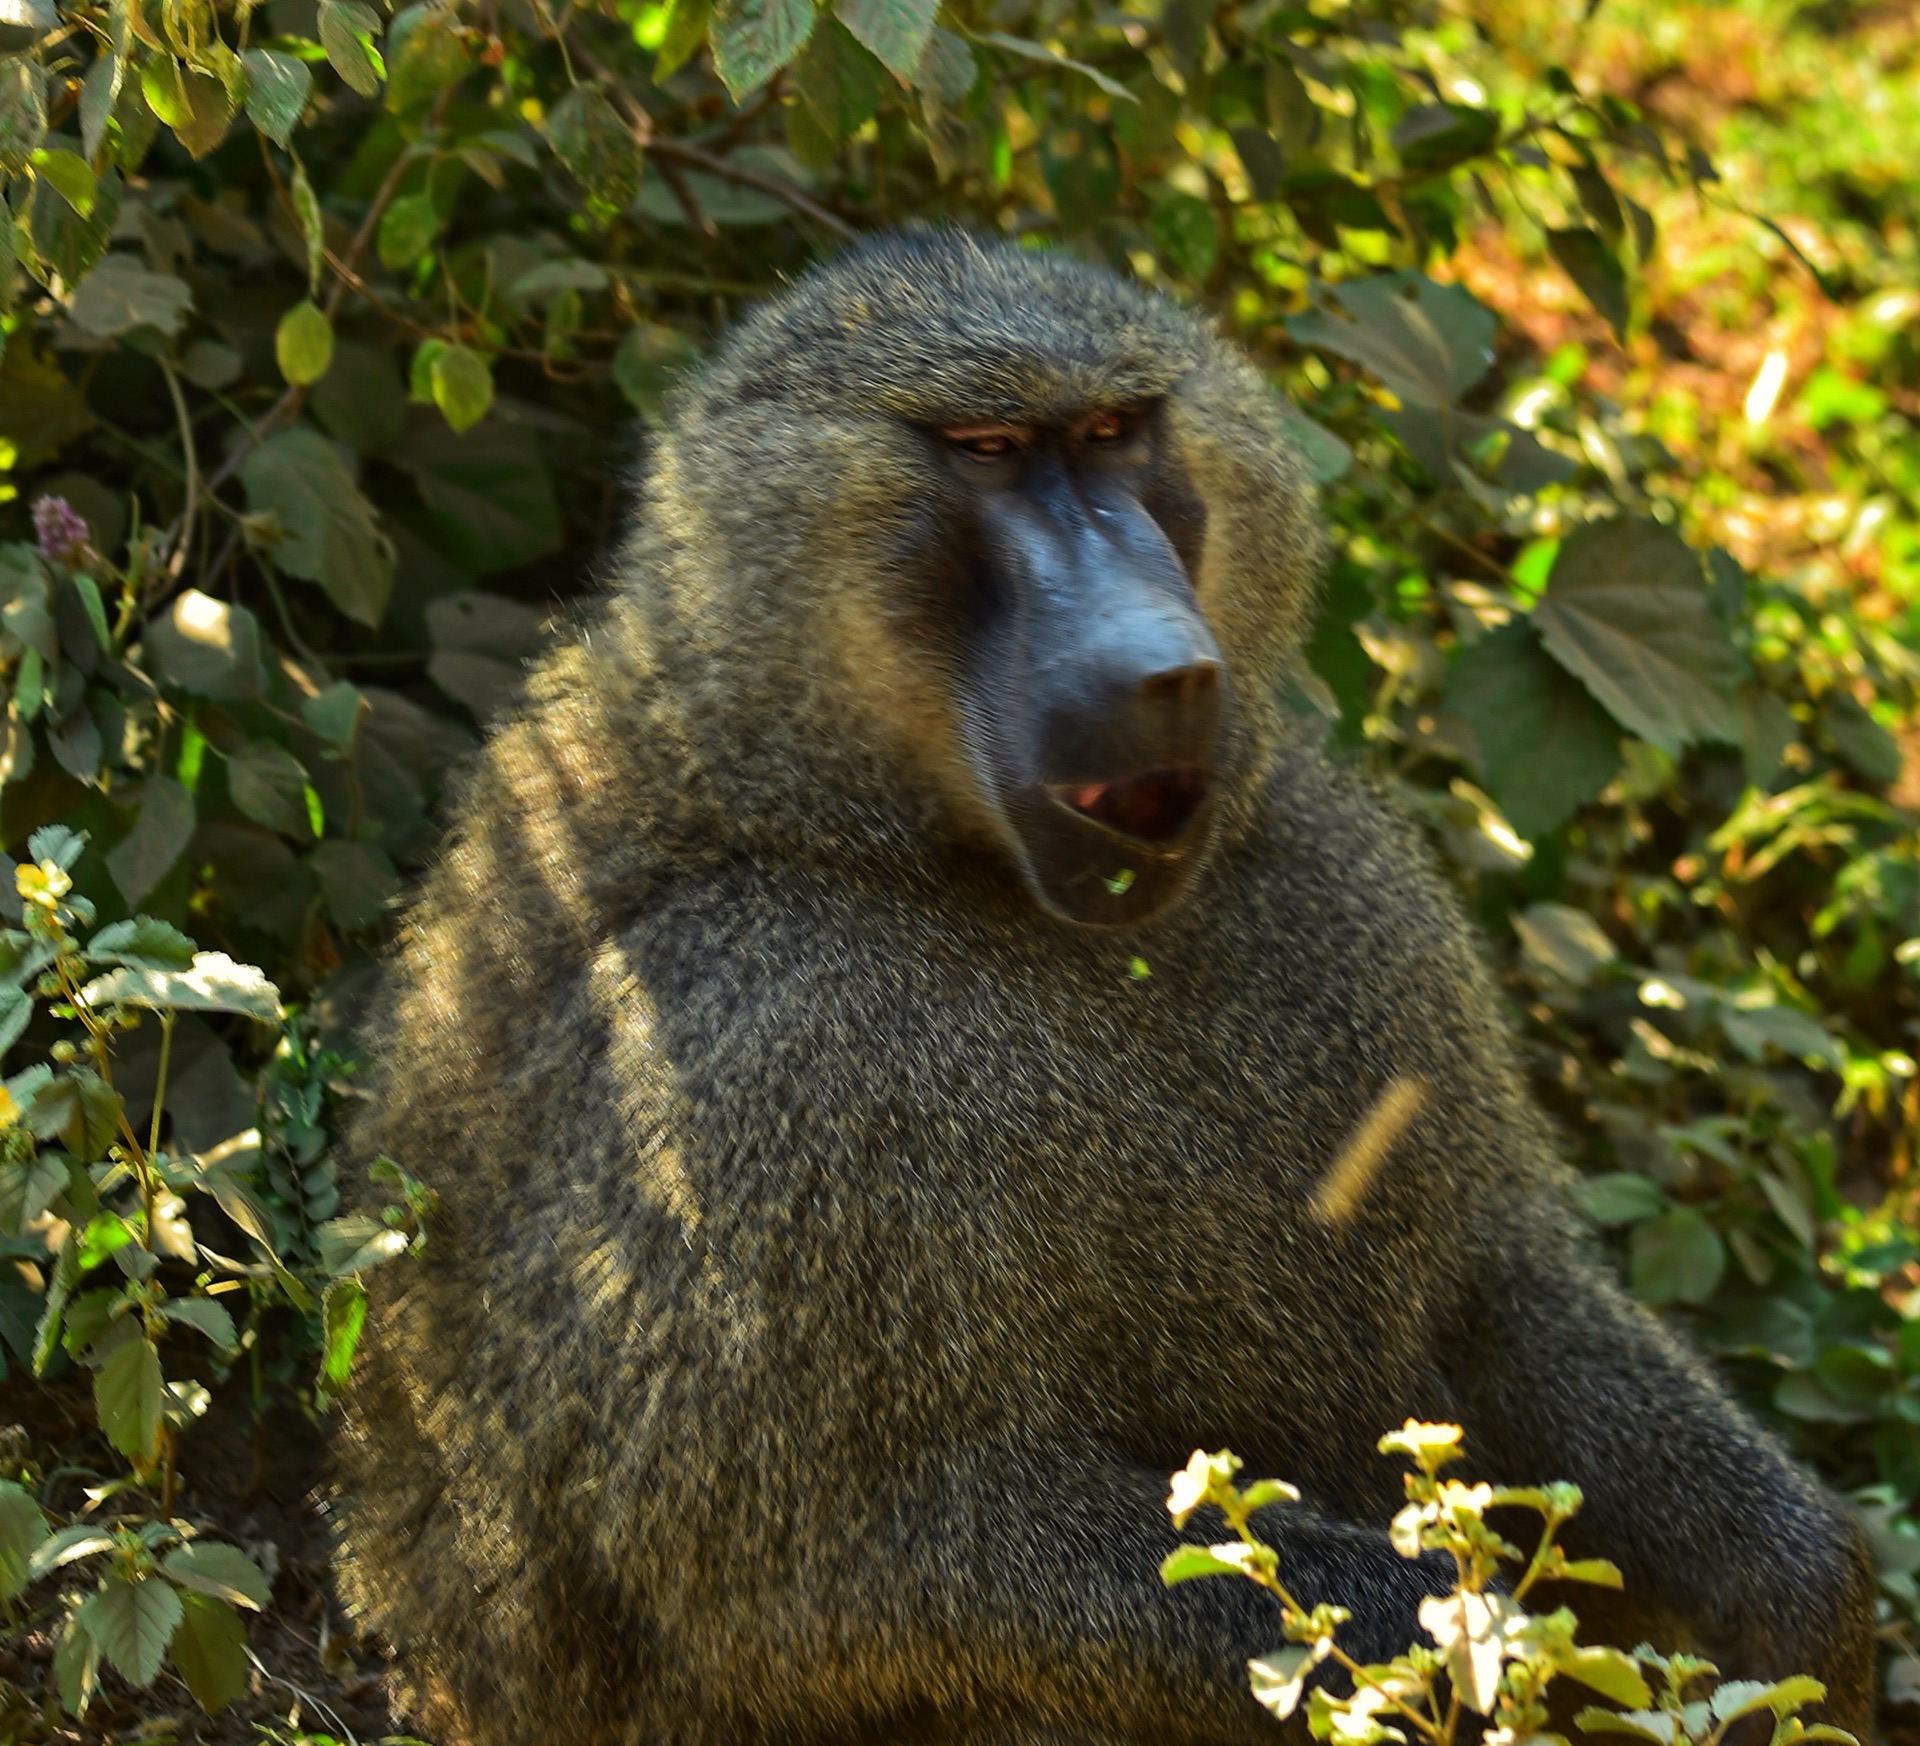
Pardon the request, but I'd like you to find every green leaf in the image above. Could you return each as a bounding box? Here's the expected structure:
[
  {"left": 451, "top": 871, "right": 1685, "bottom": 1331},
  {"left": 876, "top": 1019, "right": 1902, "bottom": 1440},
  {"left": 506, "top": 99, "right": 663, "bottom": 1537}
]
[
  {"left": 161, "top": 1540, "right": 270, "bottom": 1609},
  {"left": 1563, "top": 1645, "right": 1652, "bottom": 1707},
  {"left": 972, "top": 29, "right": 1134, "bottom": 100},
  {"left": 653, "top": 0, "right": 713, "bottom": 79},
  {"left": 240, "top": 428, "right": 396, "bottom": 627},
  {"left": 1289, "top": 272, "right": 1495, "bottom": 408},
  {"left": 169, "top": 1589, "right": 249, "bottom": 1713},
  {"left": 80, "top": 952, "right": 281, "bottom": 1022},
  {"left": 1532, "top": 518, "right": 1745, "bottom": 755},
  {"left": 430, "top": 344, "right": 494, "bottom": 434},
  {"left": 65, "top": 253, "right": 191, "bottom": 339},
  {"left": 0, "top": 1150, "right": 72, "bottom": 1232},
  {"left": 794, "top": 15, "right": 885, "bottom": 137},
  {"left": 226, "top": 741, "right": 314, "bottom": 838},
  {"left": 94, "top": 1334, "right": 164, "bottom": 1460},
  {"left": 1151, "top": 192, "right": 1219, "bottom": 281},
  {"left": 106, "top": 775, "right": 195, "bottom": 906},
  {"left": 76, "top": 1569, "right": 181, "bottom": 1687},
  {"left": 377, "top": 192, "right": 440, "bottom": 271},
  {"left": 1820, "top": 692, "right": 1902, "bottom": 787},
  {"left": 0, "top": 58, "right": 45, "bottom": 177},
  {"left": 29, "top": 823, "right": 86, "bottom": 870},
  {"left": 308, "top": 841, "right": 402, "bottom": 932},
  {"left": 27, "top": 1523, "right": 114, "bottom": 1580},
  {"left": 30, "top": 166, "right": 120, "bottom": 284},
  {"left": 319, "top": 0, "right": 386, "bottom": 97},
  {"left": 1392, "top": 103, "right": 1498, "bottom": 172},
  {"left": 613, "top": 321, "right": 701, "bottom": 419},
  {"left": 1158, "top": 1544, "right": 1241, "bottom": 1585},
  {"left": 1513, "top": 902, "right": 1618, "bottom": 986},
  {"left": 317, "top": 1211, "right": 410, "bottom": 1275},
  {"left": 710, "top": 0, "right": 814, "bottom": 99},
  {"left": 241, "top": 47, "right": 311, "bottom": 146},
  {"left": 274, "top": 300, "right": 334, "bottom": 387},
  {"left": 289, "top": 152, "right": 323, "bottom": 293},
  {"left": 143, "top": 589, "right": 262, "bottom": 700},
  {"left": 1573, "top": 1172, "right": 1665, "bottom": 1227},
  {"left": 31, "top": 147, "right": 94, "bottom": 216},
  {"left": 1548, "top": 226, "right": 1629, "bottom": 341},
  {"left": 160, "top": 1295, "right": 239, "bottom": 1352},
  {"left": 833, "top": 0, "right": 935, "bottom": 81},
  {"left": 1630, "top": 1207, "right": 1725, "bottom": 1307},
  {"left": 321, "top": 1274, "right": 367, "bottom": 1391},
  {"left": 545, "top": 88, "right": 641, "bottom": 211},
  {"left": 0, "top": 983, "right": 30, "bottom": 1062},
  {"left": 1444, "top": 621, "right": 1622, "bottom": 837},
  {"left": 54, "top": 1608, "right": 100, "bottom": 1716},
  {"left": 1575, "top": 1710, "right": 1675, "bottom": 1744},
  {"left": 1040, "top": 121, "right": 1120, "bottom": 225},
  {"left": 384, "top": 1, "right": 470, "bottom": 113},
  {"left": 302, "top": 680, "right": 364, "bottom": 748},
  {"left": 1721, "top": 1004, "right": 1843, "bottom": 1070},
  {"left": 0, "top": 1477, "right": 49, "bottom": 1602},
  {"left": 69, "top": 571, "right": 109, "bottom": 651},
  {"left": 86, "top": 915, "right": 194, "bottom": 967},
  {"left": 168, "top": 64, "right": 238, "bottom": 159},
  {"left": 394, "top": 420, "right": 561, "bottom": 573},
  {"left": 1559, "top": 1557, "right": 1624, "bottom": 1587}
]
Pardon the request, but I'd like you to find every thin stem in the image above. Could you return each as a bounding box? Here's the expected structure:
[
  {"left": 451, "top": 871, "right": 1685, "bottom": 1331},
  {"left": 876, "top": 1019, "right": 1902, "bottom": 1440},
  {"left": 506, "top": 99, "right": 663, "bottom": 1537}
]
[
  {"left": 159, "top": 362, "right": 201, "bottom": 583},
  {"left": 145, "top": 1006, "right": 176, "bottom": 1236}
]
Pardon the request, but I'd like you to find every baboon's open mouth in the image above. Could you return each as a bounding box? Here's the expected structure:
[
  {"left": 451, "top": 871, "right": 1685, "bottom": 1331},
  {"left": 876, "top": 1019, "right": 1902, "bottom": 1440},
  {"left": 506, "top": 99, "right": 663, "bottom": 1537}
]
[{"left": 1049, "top": 768, "right": 1209, "bottom": 845}]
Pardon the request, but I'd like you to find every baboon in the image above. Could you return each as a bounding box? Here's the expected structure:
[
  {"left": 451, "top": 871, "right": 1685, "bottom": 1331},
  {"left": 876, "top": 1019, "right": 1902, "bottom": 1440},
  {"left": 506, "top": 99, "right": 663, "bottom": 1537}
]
[{"left": 336, "top": 231, "right": 1875, "bottom": 1746}]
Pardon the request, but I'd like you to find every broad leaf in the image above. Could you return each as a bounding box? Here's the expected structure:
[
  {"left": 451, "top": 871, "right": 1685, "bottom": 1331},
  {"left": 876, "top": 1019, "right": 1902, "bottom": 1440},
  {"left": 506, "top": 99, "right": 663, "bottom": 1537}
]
[
  {"left": 319, "top": 0, "right": 386, "bottom": 97},
  {"left": 169, "top": 1589, "right": 249, "bottom": 1712},
  {"left": 1573, "top": 1172, "right": 1666, "bottom": 1227},
  {"left": 162, "top": 1540, "right": 270, "bottom": 1609},
  {"left": 76, "top": 1570, "right": 181, "bottom": 1687},
  {"left": 1444, "top": 622, "right": 1622, "bottom": 837},
  {"left": 1532, "top": 518, "right": 1744, "bottom": 755},
  {"left": 240, "top": 429, "right": 397, "bottom": 628},
  {"left": 1288, "top": 272, "right": 1495, "bottom": 407},
  {"left": 106, "top": 776, "right": 195, "bottom": 905},
  {"left": 1157, "top": 1543, "right": 1241, "bottom": 1585},
  {"left": 94, "top": 1333, "right": 164, "bottom": 1460},
  {"left": 321, "top": 1275, "right": 367, "bottom": 1391},
  {"left": 160, "top": 1295, "right": 239, "bottom": 1352},
  {"left": 66, "top": 253, "right": 192, "bottom": 338},
  {"left": 711, "top": 0, "right": 815, "bottom": 99},
  {"left": 834, "top": 0, "right": 936, "bottom": 82},
  {"left": 241, "top": 47, "right": 311, "bottom": 146},
  {"left": 0, "top": 1477, "right": 48, "bottom": 1601},
  {"left": 143, "top": 589, "right": 262, "bottom": 700},
  {"left": 81, "top": 952, "right": 282, "bottom": 1022},
  {"left": 1249, "top": 1647, "right": 1316, "bottom": 1720},
  {"left": 1630, "top": 1207, "right": 1725, "bottom": 1306},
  {"left": 274, "top": 300, "right": 334, "bottom": 387},
  {"left": 546, "top": 87, "right": 641, "bottom": 210},
  {"left": 1549, "top": 226, "right": 1629, "bottom": 340},
  {"left": 226, "top": 742, "right": 314, "bottom": 838},
  {"left": 795, "top": 17, "right": 886, "bottom": 139},
  {"left": 385, "top": 1, "right": 470, "bottom": 113}
]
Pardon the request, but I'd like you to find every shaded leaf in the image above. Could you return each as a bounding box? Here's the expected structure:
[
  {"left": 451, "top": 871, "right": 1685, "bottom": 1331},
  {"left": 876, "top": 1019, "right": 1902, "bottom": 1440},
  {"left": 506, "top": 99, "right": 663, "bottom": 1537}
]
[
  {"left": 0, "top": 1477, "right": 48, "bottom": 1602},
  {"left": 1532, "top": 518, "right": 1744, "bottom": 754},
  {"left": 93, "top": 1334, "right": 163, "bottom": 1460},
  {"left": 1630, "top": 1207, "right": 1725, "bottom": 1306},
  {"left": 1574, "top": 1172, "right": 1666, "bottom": 1227},
  {"left": 66, "top": 254, "right": 191, "bottom": 338},
  {"left": 169, "top": 1590, "right": 249, "bottom": 1713},
  {"left": 106, "top": 776, "right": 195, "bottom": 905},
  {"left": 143, "top": 589, "right": 262, "bottom": 700},
  {"left": 240, "top": 429, "right": 397, "bottom": 628},
  {"left": 319, "top": 0, "right": 386, "bottom": 97},
  {"left": 834, "top": 0, "right": 936, "bottom": 82},
  {"left": 711, "top": 0, "right": 814, "bottom": 99},
  {"left": 546, "top": 87, "right": 641, "bottom": 210},
  {"left": 76, "top": 1570, "right": 181, "bottom": 1687},
  {"left": 1444, "top": 621, "right": 1622, "bottom": 837},
  {"left": 241, "top": 48, "right": 311, "bottom": 147},
  {"left": 162, "top": 1540, "right": 270, "bottom": 1609},
  {"left": 1288, "top": 272, "right": 1494, "bottom": 406},
  {"left": 1548, "top": 226, "right": 1629, "bottom": 341},
  {"left": 227, "top": 742, "right": 314, "bottom": 838}
]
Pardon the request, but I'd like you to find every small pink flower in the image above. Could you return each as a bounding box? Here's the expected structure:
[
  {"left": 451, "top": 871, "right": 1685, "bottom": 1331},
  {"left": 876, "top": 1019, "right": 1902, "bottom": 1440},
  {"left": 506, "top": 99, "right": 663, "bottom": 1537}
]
[{"left": 32, "top": 495, "right": 92, "bottom": 570}]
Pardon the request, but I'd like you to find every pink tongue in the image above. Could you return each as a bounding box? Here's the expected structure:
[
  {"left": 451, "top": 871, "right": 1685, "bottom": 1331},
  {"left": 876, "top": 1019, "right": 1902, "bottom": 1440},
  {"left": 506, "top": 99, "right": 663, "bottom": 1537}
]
[{"left": 1069, "top": 783, "right": 1108, "bottom": 811}]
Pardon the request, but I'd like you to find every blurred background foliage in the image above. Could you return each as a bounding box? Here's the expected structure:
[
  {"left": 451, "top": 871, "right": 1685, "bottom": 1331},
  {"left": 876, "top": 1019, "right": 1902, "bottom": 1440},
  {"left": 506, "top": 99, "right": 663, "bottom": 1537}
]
[{"left": 0, "top": 0, "right": 1916, "bottom": 1734}]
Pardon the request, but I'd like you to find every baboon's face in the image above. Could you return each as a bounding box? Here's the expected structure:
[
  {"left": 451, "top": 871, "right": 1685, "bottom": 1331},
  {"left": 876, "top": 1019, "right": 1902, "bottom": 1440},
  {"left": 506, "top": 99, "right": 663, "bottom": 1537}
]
[{"left": 912, "top": 398, "right": 1229, "bottom": 929}]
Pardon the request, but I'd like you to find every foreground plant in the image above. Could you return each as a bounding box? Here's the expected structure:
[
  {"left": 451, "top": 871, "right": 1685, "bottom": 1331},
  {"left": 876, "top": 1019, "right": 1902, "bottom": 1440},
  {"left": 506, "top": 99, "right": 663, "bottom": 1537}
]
[
  {"left": 0, "top": 828, "right": 422, "bottom": 1718},
  {"left": 1162, "top": 1422, "right": 1858, "bottom": 1746}
]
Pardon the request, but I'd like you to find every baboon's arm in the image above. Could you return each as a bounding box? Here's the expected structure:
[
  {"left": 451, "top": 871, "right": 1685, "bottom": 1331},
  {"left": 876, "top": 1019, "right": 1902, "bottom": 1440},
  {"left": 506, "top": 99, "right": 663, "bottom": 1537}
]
[
  {"left": 1442, "top": 1246, "right": 1875, "bottom": 1735},
  {"left": 711, "top": 1437, "right": 1452, "bottom": 1743}
]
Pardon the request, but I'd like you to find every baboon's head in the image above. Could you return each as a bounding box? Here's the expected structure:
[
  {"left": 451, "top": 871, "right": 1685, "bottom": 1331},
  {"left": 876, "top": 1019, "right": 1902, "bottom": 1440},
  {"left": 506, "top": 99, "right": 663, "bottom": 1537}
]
[{"left": 645, "top": 230, "right": 1323, "bottom": 928}]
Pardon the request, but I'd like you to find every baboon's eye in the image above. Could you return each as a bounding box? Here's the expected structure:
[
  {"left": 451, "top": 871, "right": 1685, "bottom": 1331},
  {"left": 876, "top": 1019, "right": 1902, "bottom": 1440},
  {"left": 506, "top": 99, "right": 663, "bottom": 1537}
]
[
  {"left": 942, "top": 423, "right": 1029, "bottom": 458},
  {"left": 1083, "top": 409, "right": 1133, "bottom": 444}
]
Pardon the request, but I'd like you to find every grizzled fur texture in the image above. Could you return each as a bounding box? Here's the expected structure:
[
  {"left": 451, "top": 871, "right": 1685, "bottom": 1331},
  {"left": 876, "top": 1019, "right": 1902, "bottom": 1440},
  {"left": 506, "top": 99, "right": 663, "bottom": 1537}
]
[{"left": 336, "top": 232, "right": 1875, "bottom": 1746}]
